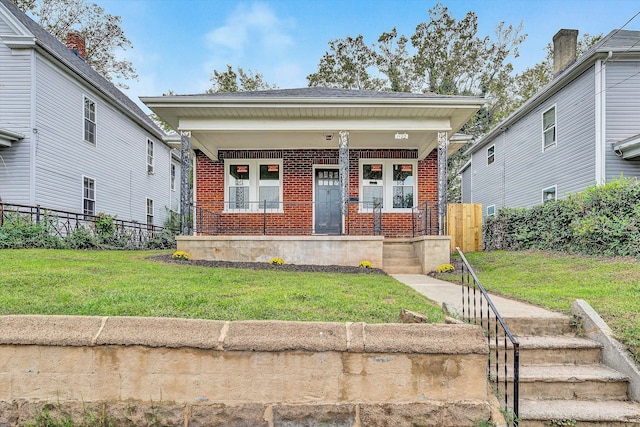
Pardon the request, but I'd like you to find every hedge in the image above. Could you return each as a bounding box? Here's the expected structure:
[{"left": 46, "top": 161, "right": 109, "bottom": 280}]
[{"left": 483, "top": 178, "right": 640, "bottom": 257}]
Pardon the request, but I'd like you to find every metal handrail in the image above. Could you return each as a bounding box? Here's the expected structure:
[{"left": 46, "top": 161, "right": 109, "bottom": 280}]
[
  {"left": 411, "top": 200, "right": 438, "bottom": 237},
  {"left": 456, "top": 247, "right": 520, "bottom": 426}
]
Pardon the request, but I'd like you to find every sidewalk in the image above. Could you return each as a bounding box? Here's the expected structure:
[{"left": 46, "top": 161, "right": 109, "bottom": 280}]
[{"left": 391, "top": 274, "right": 566, "bottom": 320}]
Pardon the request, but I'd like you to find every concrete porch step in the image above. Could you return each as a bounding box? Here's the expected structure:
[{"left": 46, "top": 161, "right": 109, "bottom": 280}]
[
  {"left": 492, "top": 335, "right": 603, "bottom": 365},
  {"left": 503, "top": 315, "right": 574, "bottom": 336},
  {"left": 501, "top": 364, "right": 629, "bottom": 400},
  {"left": 519, "top": 399, "right": 640, "bottom": 426},
  {"left": 383, "top": 244, "right": 415, "bottom": 258},
  {"left": 384, "top": 265, "right": 423, "bottom": 274}
]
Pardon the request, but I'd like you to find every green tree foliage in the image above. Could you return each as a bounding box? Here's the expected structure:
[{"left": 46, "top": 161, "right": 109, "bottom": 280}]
[
  {"left": 14, "top": 0, "right": 138, "bottom": 88},
  {"left": 484, "top": 178, "right": 640, "bottom": 257},
  {"left": 207, "top": 64, "right": 278, "bottom": 93}
]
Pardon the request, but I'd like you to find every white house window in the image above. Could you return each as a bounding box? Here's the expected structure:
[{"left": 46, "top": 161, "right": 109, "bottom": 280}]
[
  {"left": 362, "top": 164, "right": 384, "bottom": 209},
  {"left": 542, "top": 186, "right": 557, "bottom": 204},
  {"left": 147, "top": 139, "right": 154, "bottom": 174},
  {"left": 171, "top": 163, "right": 176, "bottom": 191},
  {"left": 487, "top": 145, "right": 495, "bottom": 165},
  {"left": 487, "top": 205, "right": 495, "bottom": 216},
  {"left": 543, "top": 106, "right": 556, "bottom": 150},
  {"left": 392, "top": 164, "right": 414, "bottom": 208},
  {"left": 83, "top": 96, "right": 96, "bottom": 144},
  {"left": 146, "top": 198, "right": 154, "bottom": 224},
  {"left": 83, "top": 176, "right": 95, "bottom": 216},
  {"left": 226, "top": 160, "right": 282, "bottom": 211},
  {"left": 360, "top": 160, "right": 417, "bottom": 211}
]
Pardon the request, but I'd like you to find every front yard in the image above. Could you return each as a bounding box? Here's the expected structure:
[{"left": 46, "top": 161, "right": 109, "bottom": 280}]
[
  {"left": 445, "top": 250, "right": 640, "bottom": 362},
  {"left": 0, "top": 249, "right": 444, "bottom": 323}
]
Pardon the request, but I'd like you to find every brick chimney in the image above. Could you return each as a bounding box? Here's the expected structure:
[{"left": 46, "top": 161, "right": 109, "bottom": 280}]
[
  {"left": 66, "top": 32, "right": 86, "bottom": 60},
  {"left": 552, "top": 29, "right": 579, "bottom": 76}
]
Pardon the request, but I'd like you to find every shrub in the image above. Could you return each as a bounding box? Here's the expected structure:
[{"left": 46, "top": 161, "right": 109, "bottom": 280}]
[
  {"left": 269, "top": 257, "right": 285, "bottom": 265},
  {"left": 172, "top": 251, "right": 190, "bottom": 260},
  {"left": 359, "top": 260, "right": 373, "bottom": 269},
  {"left": 145, "top": 228, "right": 177, "bottom": 250},
  {"left": 65, "top": 226, "right": 98, "bottom": 249}
]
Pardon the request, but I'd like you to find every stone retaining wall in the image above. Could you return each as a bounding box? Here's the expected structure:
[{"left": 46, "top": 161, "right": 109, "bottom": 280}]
[{"left": 0, "top": 316, "right": 493, "bottom": 426}]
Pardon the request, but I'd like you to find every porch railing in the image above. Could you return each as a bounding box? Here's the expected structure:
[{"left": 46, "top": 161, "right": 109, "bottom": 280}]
[
  {"left": 411, "top": 200, "right": 438, "bottom": 237},
  {"left": 193, "top": 200, "right": 385, "bottom": 236},
  {"left": 1, "top": 202, "right": 164, "bottom": 248},
  {"left": 457, "top": 247, "right": 520, "bottom": 426}
]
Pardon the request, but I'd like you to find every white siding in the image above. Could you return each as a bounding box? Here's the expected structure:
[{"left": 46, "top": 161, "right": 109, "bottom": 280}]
[
  {"left": 33, "top": 54, "right": 174, "bottom": 225},
  {"left": 0, "top": 23, "right": 32, "bottom": 204},
  {"left": 460, "top": 163, "right": 471, "bottom": 203},
  {"left": 605, "top": 61, "right": 640, "bottom": 180}
]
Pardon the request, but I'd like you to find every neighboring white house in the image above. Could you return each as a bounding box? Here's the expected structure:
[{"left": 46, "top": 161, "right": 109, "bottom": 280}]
[
  {"left": 462, "top": 28, "right": 640, "bottom": 216},
  {"left": 0, "top": 0, "right": 180, "bottom": 226}
]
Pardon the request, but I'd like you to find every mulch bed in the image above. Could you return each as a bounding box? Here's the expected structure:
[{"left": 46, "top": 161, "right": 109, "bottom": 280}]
[{"left": 149, "top": 254, "right": 387, "bottom": 275}]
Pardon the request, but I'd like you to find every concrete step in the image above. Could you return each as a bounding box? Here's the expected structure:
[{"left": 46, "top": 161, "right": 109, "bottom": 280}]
[
  {"left": 503, "top": 315, "right": 574, "bottom": 336},
  {"left": 503, "top": 335, "right": 603, "bottom": 365},
  {"left": 519, "top": 399, "right": 640, "bottom": 426},
  {"left": 501, "top": 364, "right": 629, "bottom": 401},
  {"left": 383, "top": 244, "right": 414, "bottom": 258},
  {"left": 384, "top": 264, "right": 423, "bottom": 275}
]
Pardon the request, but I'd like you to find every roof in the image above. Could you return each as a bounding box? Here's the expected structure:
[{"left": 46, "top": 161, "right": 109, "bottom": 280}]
[
  {"left": 0, "top": 0, "right": 164, "bottom": 140},
  {"left": 467, "top": 29, "right": 640, "bottom": 155}
]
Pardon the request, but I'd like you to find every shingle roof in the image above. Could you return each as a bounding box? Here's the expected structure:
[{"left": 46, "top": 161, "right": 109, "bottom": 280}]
[{"left": 0, "top": 0, "right": 163, "bottom": 139}]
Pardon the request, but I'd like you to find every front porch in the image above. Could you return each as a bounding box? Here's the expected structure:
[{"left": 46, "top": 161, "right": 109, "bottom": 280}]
[{"left": 177, "top": 234, "right": 451, "bottom": 273}]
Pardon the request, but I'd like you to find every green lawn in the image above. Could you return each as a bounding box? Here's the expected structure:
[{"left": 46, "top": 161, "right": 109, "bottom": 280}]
[
  {"left": 0, "top": 249, "right": 443, "bottom": 324},
  {"left": 443, "top": 250, "right": 640, "bottom": 361}
]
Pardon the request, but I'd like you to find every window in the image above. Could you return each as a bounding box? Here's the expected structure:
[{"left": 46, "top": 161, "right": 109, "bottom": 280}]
[
  {"left": 171, "top": 163, "right": 176, "bottom": 191},
  {"left": 83, "top": 176, "right": 95, "bottom": 216},
  {"left": 146, "top": 198, "right": 154, "bottom": 224},
  {"left": 487, "top": 205, "right": 495, "bottom": 216},
  {"left": 392, "top": 164, "right": 414, "bottom": 208},
  {"left": 147, "top": 139, "right": 154, "bottom": 174},
  {"left": 362, "top": 164, "right": 383, "bottom": 209},
  {"left": 487, "top": 145, "right": 495, "bottom": 165},
  {"left": 542, "top": 186, "right": 557, "bottom": 204},
  {"left": 542, "top": 106, "right": 556, "bottom": 150},
  {"left": 83, "top": 96, "right": 96, "bottom": 144},
  {"left": 225, "top": 160, "right": 282, "bottom": 211},
  {"left": 360, "top": 160, "right": 417, "bottom": 211}
]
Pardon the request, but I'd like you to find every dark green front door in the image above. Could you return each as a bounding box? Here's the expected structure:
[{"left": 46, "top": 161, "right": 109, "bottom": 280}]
[{"left": 315, "top": 169, "right": 341, "bottom": 234}]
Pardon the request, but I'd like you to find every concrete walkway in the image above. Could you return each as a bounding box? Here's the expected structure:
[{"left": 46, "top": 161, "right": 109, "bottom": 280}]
[{"left": 392, "top": 274, "right": 566, "bottom": 320}]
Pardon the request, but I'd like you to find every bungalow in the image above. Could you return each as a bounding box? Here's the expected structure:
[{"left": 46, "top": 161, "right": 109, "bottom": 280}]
[
  {"left": 143, "top": 88, "right": 483, "bottom": 271},
  {"left": 0, "top": 0, "right": 180, "bottom": 226}
]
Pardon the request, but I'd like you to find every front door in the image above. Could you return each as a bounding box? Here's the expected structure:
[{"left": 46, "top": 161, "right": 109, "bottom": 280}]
[{"left": 315, "top": 169, "right": 341, "bottom": 234}]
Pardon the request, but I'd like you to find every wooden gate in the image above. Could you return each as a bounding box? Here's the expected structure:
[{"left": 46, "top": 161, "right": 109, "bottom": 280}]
[{"left": 447, "top": 203, "right": 482, "bottom": 253}]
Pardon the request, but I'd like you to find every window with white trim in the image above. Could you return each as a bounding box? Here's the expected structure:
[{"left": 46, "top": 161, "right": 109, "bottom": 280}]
[
  {"left": 146, "top": 198, "right": 154, "bottom": 224},
  {"left": 83, "top": 176, "right": 95, "bottom": 216},
  {"left": 487, "top": 145, "right": 495, "bottom": 165},
  {"left": 147, "top": 139, "right": 154, "bottom": 174},
  {"left": 487, "top": 205, "right": 495, "bottom": 216},
  {"left": 83, "top": 96, "right": 96, "bottom": 144},
  {"left": 542, "top": 186, "right": 557, "bottom": 204},
  {"left": 171, "top": 163, "right": 176, "bottom": 191},
  {"left": 226, "top": 159, "right": 282, "bottom": 211},
  {"left": 542, "top": 106, "right": 556, "bottom": 150},
  {"left": 360, "top": 160, "right": 417, "bottom": 211}
]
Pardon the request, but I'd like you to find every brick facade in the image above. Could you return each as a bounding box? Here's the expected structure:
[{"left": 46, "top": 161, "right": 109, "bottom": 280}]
[{"left": 195, "top": 149, "right": 438, "bottom": 238}]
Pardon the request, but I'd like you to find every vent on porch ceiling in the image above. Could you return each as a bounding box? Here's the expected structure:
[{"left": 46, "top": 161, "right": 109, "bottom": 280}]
[
  {"left": 613, "top": 133, "right": 640, "bottom": 159},
  {"left": 324, "top": 133, "right": 333, "bottom": 141}
]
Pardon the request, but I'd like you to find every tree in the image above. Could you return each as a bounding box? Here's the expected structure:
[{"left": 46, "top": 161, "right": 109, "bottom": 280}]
[
  {"left": 14, "top": 0, "right": 137, "bottom": 87},
  {"left": 207, "top": 65, "right": 277, "bottom": 93}
]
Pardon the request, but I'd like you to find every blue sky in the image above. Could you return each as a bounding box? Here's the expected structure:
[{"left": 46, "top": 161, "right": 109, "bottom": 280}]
[{"left": 97, "top": 0, "right": 640, "bottom": 112}]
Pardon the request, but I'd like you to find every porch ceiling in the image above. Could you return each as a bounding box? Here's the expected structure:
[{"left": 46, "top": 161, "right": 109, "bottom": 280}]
[{"left": 142, "top": 89, "right": 484, "bottom": 160}]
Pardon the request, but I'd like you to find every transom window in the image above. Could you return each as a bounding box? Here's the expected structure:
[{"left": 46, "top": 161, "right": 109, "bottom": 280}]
[
  {"left": 226, "top": 159, "right": 282, "bottom": 211},
  {"left": 542, "top": 186, "right": 557, "bottom": 204},
  {"left": 83, "top": 176, "right": 95, "bottom": 216},
  {"left": 147, "top": 139, "right": 154, "bottom": 174},
  {"left": 360, "top": 160, "right": 417, "bottom": 211},
  {"left": 487, "top": 145, "right": 495, "bottom": 165},
  {"left": 487, "top": 205, "right": 495, "bottom": 216},
  {"left": 83, "top": 96, "right": 96, "bottom": 144},
  {"left": 542, "top": 106, "right": 556, "bottom": 150}
]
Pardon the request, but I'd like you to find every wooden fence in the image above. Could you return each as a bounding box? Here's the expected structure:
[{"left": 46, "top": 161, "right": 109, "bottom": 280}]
[{"left": 447, "top": 203, "right": 482, "bottom": 253}]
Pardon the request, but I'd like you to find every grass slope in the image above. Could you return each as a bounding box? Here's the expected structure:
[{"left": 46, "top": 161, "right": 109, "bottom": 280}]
[
  {"left": 0, "top": 249, "right": 444, "bottom": 324},
  {"left": 446, "top": 250, "right": 640, "bottom": 361}
]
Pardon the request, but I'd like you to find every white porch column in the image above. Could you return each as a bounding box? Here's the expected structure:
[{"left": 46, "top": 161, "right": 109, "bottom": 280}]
[
  {"left": 437, "top": 131, "right": 449, "bottom": 235},
  {"left": 180, "top": 131, "right": 193, "bottom": 236},
  {"left": 339, "top": 131, "right": 350, "bottom": 234}
]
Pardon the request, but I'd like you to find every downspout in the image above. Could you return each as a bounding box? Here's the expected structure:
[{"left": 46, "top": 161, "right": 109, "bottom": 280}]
[
  {"left": 595, "top": 55, "right": 609, "bottom": 185},
  {"left": 29, "top": 48, "right": 37, "bottom": 204}
]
